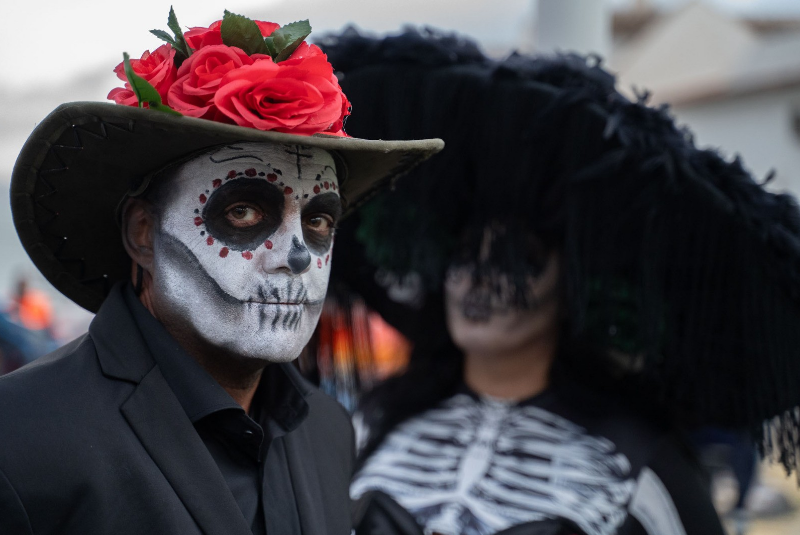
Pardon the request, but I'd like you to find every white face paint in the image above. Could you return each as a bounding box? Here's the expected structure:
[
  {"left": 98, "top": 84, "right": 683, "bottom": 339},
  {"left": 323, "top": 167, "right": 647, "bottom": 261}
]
[
  {"left": 444, "top": 253, "right": 561, "bottom": 358},
  {"left": 151, "top": 142, "right": 341, "bottom": 362}
]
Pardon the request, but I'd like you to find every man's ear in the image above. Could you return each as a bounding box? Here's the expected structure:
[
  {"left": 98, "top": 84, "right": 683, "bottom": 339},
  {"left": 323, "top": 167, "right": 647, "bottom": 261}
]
[{"left": 121, "top": 197, "right": 157, "bottom": 271}]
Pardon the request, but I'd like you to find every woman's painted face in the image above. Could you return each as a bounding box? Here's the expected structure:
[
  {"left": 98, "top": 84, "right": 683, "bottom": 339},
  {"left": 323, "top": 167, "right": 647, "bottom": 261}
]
[
  {"left": 151, "top": 142, "right": 341, "bottom": 362},
  {"left": 444, "top": 252, "right": 561, "bottom": 358}
]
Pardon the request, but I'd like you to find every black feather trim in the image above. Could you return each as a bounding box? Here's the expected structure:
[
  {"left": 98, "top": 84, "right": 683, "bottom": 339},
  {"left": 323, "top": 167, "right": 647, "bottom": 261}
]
[{"left": 321, "top": 29, "right": 800, "bottom": 475}]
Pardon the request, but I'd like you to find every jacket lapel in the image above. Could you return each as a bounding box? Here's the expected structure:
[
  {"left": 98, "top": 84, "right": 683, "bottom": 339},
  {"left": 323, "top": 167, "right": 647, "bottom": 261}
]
[
  {"left": 121, "top": 365, "right": 253, "bottom": 535},
  {"left": 91, "top": 285, "right": 251, "bottom": 535}
]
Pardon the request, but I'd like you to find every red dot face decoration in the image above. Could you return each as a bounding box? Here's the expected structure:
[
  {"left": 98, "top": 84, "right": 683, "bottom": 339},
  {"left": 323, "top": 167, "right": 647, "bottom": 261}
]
[{"left": 151, "top": 142, "right": 342, "bottom": 363}]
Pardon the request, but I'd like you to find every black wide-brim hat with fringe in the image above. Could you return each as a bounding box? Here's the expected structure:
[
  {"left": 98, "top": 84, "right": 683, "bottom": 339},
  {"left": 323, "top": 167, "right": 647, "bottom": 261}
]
[
  {"left": 321, "top": 29, "right": 800, "bottom": 472},
  {"left": 10, "top": 102, "right": 444, "bottom": 313}
]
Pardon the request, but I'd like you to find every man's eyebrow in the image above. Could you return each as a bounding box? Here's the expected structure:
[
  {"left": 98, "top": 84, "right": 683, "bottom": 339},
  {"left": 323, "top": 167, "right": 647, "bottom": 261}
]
[
  {"left": 208, "top": 153, "right": 265, "bottom": 163},
  {"left": 302, "top": 192, "right": 342, "bottom": 220}
]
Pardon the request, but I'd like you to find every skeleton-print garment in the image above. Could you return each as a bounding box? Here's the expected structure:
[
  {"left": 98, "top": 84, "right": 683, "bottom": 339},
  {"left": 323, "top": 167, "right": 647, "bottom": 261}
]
[{"left": 352, "top": 389, "right": 722, "bottom": 535}]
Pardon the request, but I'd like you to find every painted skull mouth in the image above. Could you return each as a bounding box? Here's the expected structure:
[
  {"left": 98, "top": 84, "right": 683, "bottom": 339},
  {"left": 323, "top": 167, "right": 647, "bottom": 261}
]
[
  {"left": 461, "top": 290, "right": 494, "bottom": 322},
  {"left": 244, "top": 300, "right": 323, "bottom": 306}
]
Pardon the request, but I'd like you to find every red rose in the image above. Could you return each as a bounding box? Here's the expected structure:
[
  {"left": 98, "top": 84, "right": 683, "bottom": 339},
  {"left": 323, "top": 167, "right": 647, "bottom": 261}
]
[
  {"left": 168, "top": 45, "right": 268, "bottom": 120},
  {"left": 285, "top": 41, "right": 322, "bottom": 61},
  {"left": 285, "top": 42, "right": 352, "bottom": 135},
  {"left": 214, "top": 52, "right": 350, "bottom": 135},
  {"left": 184, "top": 20, "right": 280, "bottom": 51},
  {"left": 107, "top": 44, "right": 177, "bottom": 106}
]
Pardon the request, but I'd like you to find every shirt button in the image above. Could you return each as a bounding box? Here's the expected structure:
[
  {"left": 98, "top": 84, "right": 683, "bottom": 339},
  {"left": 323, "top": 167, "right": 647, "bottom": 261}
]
[{"left": 243, "top": 429, "right": 256, "bottom": 440}]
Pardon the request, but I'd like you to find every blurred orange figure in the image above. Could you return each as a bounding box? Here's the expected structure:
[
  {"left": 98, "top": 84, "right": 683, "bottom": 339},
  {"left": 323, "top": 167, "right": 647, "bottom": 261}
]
[{"left": 8, "top": 278, "right": 53, "bottom": 332}]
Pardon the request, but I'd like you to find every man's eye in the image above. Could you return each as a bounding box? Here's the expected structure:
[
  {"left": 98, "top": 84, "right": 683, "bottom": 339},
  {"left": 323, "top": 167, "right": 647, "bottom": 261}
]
[
  {"left": 225, "top": 204, "right": 263, "bottom": 227},
  {"left": 304, "top": 215, "right": 333, "bottom": 232}
]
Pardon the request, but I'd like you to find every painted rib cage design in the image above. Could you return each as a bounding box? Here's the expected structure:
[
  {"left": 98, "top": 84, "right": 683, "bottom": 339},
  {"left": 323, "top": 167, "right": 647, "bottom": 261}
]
[{"left": 351, "top": 395, "right": 636, "bottom": 535}]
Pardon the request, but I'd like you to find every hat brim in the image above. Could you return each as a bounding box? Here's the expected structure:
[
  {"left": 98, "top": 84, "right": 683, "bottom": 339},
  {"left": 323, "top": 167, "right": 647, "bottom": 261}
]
[{"left": 10, "top": 102, "right": 444, "bottom": 312}]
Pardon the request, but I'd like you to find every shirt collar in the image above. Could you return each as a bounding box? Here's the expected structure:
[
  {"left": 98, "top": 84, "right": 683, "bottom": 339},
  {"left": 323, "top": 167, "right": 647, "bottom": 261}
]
[{"left": 122, "top": 283, "right": 309, "bottom": 430}]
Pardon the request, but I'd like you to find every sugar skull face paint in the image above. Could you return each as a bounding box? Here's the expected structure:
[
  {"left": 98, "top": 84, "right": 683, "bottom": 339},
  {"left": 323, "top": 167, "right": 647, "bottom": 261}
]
[
  {"left": 444, "top": 252, "right": 561, "bottom": 358},
  {"left": 150, "top": 142, "right": 341, "bottom": 362}
]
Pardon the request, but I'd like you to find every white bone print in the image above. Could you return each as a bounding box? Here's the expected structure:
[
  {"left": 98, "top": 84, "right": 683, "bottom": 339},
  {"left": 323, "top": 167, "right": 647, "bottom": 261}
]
[{"left": 351, "top": 394, "right": 636, "bottom": 535}]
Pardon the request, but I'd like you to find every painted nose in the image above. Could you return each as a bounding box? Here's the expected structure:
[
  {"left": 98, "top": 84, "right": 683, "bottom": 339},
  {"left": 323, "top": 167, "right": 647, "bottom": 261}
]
[{"left": 287, "top": 235, "right": 311, "bottom": 274}]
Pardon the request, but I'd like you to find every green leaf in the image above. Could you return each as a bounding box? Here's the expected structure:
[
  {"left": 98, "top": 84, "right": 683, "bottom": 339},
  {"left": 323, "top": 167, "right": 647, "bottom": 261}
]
[
  {"left": 149, "top": 102, "right": 182, "bottom": 115},
  {"left": 263, "top": 36, "right": 278, "bottom": 58},
  {"left": 167, "top": 6, "right": 192, "bottom": 58},
  {"left": 271, "top": 20, "right": 312, "bottom": 62},
  {"left": 149, "top": 29, "right": 177, "bottom": 47},
  {"left": 221, "top": 10, "right": 269, "bottom": 56},
  {"left": 122, "top": 53, "right": 182, "bottom": 116}
]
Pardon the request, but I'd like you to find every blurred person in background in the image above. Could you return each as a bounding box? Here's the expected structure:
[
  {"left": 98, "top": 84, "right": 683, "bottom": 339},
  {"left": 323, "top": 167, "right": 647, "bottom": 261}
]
[
  {"left": 0, "top": 10, "right": 442, "bottom": 535},
  {"left": 7, "top": 276, "right": 54, "bottom": 334},
  {"left": 0, "top": 277, "right": 58, "bottom": 374},
  {"left": 319, "top": 30, "right": 800, "bottom": 535}
]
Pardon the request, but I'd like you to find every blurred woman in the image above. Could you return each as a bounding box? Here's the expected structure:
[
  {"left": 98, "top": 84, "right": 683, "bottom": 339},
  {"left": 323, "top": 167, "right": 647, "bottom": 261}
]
[{"left": 320, "top": 30, "right": 800, "bottom": 535}]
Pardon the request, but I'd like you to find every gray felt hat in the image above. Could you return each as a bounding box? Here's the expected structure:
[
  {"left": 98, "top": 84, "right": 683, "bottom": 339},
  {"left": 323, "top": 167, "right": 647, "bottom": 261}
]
[{"left": 10, "top": 102, "right": 444, "bottom": 312}]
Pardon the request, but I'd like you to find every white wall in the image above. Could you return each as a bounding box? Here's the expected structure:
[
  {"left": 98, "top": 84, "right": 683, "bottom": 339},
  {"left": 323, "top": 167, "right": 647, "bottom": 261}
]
[
  {"left": 536, "top": 0, "right": 612, "bottom": 58},
  {"left": 672, "top": 86, "right": 800, "bottom": 195}
]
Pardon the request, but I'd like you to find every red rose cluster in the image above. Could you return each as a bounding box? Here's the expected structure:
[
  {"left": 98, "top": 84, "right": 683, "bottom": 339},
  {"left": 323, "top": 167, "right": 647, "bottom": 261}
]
[{"left": 108, "top": 18, "right": 350, "bottom": 137}]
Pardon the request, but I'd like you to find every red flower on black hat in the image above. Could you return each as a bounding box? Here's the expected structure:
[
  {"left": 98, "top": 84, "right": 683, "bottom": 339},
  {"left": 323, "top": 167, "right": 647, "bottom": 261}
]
[
  {"left": 107, "top": 45, "right": 177, "bottom": 107},
  {"left": 214, "top": 43, "right": 350, "bottom": 135},
  {"left": 167, "top": 45, "right": 264, "bottom": 121},
  {"left": 107, "top": 8, "right": 350, "bottom": 137},
  {"left": 184, "top": 19, "right": 280, "bottom": 51}
]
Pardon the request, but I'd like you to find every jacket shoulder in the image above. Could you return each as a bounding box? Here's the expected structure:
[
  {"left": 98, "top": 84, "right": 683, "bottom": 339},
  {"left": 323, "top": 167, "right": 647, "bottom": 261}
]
[
  {"left": 0, "top": 334, "right": 103, "bottom": 417},
  {"left": 0, "top": 334, "right": 95, "bottom": 386}
]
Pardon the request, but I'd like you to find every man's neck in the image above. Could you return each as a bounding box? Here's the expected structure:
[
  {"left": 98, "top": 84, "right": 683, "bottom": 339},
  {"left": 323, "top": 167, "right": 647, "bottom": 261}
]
[
  {"left": 191, "top": 350, "right": 265, "bottom": 414},
  {"left": 463, "top": 334, "right": 557, "bottom": 402},
  {"left": 139, "top": 283, "right": 266, "bottom": 414}
]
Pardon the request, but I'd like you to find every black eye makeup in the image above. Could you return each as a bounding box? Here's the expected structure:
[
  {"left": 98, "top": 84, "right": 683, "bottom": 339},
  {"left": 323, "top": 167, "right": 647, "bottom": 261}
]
[
  {"left": 203, "top": 179, "right": 285, "bottom": 251},
  {"left": 302, "top": 192, "right": 342, "bottom": 255}
]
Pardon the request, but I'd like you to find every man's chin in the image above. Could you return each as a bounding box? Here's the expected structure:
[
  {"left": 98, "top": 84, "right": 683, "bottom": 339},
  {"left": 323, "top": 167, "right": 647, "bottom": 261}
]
[{"left": 199, "top": 329, "right": 311, "bottom": 364}]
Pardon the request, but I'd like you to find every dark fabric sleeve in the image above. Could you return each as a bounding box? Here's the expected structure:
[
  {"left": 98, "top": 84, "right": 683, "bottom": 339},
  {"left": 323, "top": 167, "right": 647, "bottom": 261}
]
[
  {"left": 0, "top": 466, "right": 34, "bottom": 535},
  {"left": 352, "top": 491, "right": 425, "bottom": 535},
  {"left": 619, "top": 437, "right": 725, "bottom": 535}
]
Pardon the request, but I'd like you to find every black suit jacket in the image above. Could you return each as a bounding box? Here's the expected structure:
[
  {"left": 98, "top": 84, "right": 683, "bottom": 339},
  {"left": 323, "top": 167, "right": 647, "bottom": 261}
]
[{"left": 0, "top": 287, "right": 355, "bottom": 535}]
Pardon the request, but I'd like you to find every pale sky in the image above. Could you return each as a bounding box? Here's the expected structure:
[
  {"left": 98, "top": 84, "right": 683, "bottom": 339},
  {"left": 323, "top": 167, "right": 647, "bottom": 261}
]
[
  {"left": 2, "top": 0, "right": 800, "bottom": 89},
  {"left": 0, "top": 0, "right": 532, "bottom": 90}
]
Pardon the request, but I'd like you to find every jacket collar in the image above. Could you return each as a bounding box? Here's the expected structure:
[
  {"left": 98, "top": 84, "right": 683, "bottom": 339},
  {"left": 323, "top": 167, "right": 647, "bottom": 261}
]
[
  {"left": 89, "top": 282, "right": 323, "bottom": 535},
  {"left": 90, "top": 283, "right": 252, "bottom": 534},
  {"left": 89, "top": 282, "right": 155, "bottom": 383},
  {"left": 90, "top": 282, "right": 312, "bottom": 426}
]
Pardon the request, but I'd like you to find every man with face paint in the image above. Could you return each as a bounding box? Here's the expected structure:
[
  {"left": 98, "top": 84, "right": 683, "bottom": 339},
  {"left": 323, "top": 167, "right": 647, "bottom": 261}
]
[
  {"left": 0, "top": 14, "right": 443, "bottom": 535},
  {"left": 318, "top": 30, "right": 800, "bottom": 535},
  {"left": 136, "top": 143, "right": 342, "bottom": 371}
]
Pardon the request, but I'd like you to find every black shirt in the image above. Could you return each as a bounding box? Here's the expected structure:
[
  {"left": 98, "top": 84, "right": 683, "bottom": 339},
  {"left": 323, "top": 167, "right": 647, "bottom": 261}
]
[{"left": 124, "top": 285, "right": 306, "bottom": 535}]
